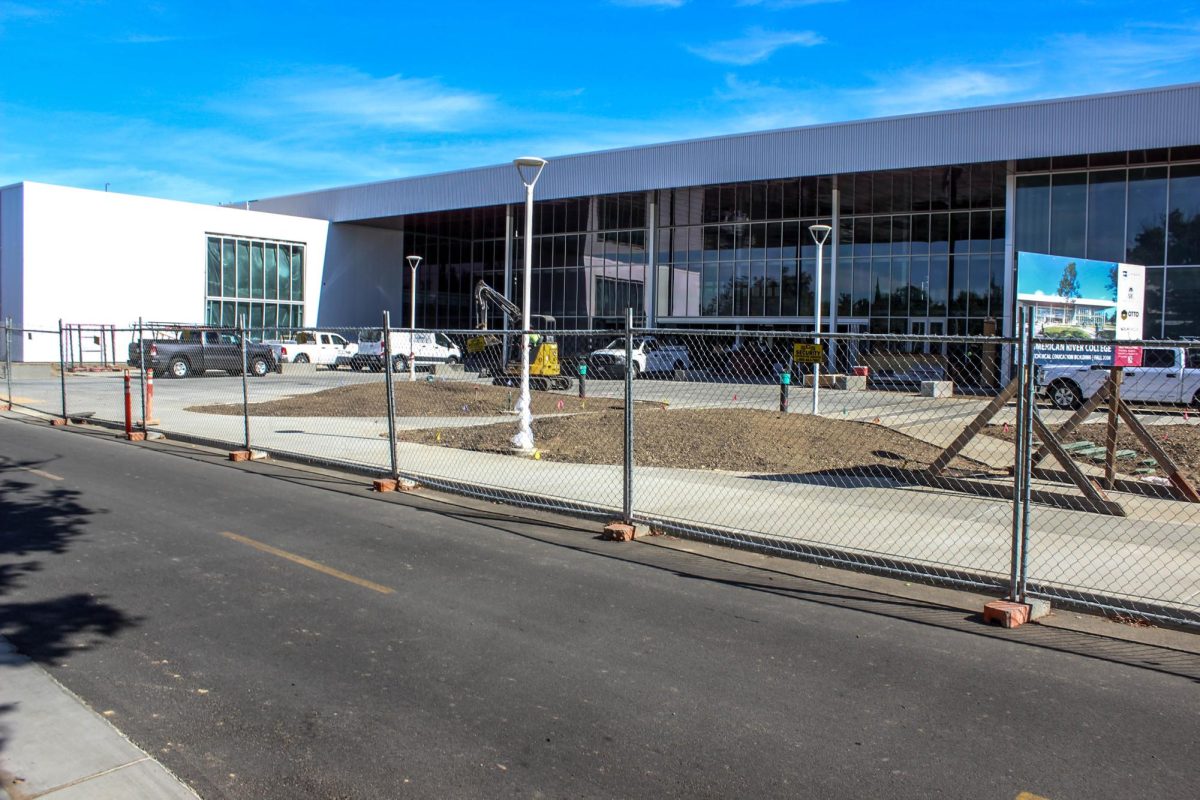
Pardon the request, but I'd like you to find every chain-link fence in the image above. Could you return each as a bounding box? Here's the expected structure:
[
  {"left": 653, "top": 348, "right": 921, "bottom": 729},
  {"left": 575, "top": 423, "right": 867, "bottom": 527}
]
[{"left": 6, "top": 315, "right": 1199, "bottom": 629}]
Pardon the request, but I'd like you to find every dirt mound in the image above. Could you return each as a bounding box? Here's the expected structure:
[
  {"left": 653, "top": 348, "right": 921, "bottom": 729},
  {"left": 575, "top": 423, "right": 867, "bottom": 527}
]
[
  {"left": 401, "top": 407, "right": 991, "bottom": 475},
  {"left": 188, "top": 380, "right": 619, "bottom": 417}
]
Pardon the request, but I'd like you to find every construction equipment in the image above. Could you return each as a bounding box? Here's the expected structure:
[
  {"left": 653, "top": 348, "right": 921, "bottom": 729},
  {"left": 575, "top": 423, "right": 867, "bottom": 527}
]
[{"left": 472, "top": 280, "right": 573, "bottom": 391}]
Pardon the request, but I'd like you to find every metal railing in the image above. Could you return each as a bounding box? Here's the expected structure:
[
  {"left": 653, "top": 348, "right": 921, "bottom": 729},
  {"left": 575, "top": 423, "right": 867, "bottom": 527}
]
[{"left": 5, "top": 313, "right": 1198, "bottom": 629}]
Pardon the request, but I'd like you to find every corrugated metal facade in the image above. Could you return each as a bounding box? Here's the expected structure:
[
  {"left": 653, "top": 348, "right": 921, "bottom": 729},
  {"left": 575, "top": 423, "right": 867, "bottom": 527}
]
[{"left": 250, "top": 83, "right": 1200, "bottom": 222}]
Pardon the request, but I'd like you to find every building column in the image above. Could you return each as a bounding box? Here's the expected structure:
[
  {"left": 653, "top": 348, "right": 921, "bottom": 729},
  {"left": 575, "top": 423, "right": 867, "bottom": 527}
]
[
  {"left": 645, "top": 191, "right": 657, "bottom": 328},
  {"left": 1001, "top": 161, "right": 1017, "bottom": 386},
  {"left": 828, "top": 177, "right": 840, "bottom": 374}
]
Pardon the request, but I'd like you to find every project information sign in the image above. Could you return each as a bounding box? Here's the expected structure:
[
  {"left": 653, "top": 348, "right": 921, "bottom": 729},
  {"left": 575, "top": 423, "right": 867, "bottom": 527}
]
[{"left": 1016, "top": 252, "right": 1145, "bottom": 367}]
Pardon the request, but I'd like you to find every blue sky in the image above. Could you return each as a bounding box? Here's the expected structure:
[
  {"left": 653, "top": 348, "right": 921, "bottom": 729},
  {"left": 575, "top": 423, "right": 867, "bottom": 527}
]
[{"left": 2, "top": 1, "right": 1200, "bottom": 204}]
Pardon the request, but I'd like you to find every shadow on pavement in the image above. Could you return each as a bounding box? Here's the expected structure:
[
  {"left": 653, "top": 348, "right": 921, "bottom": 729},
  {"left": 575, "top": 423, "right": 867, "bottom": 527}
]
[{"left": 0, "top": 456, "right": 141, "bottom": 754}]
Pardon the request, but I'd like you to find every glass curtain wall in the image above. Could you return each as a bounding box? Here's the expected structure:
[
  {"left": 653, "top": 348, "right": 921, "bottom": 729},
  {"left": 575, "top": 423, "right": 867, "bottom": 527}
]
[
  {"left": 402, "top": 206, "right": 506, "bottom": 330},
  {"left": 1015, "top": 147, "right": 1200, "bottom": 338},
  {"left": 838, "top": 164, "right": 1006, "bottom": 339},
  {"left": 205, "top": 235, "right": 304, "bottom": 339}
]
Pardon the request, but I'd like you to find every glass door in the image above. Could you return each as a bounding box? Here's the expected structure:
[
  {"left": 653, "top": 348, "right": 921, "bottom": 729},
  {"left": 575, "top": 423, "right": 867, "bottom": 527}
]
[{"left": 908, "top": 318, "right": 946, "bottom": 354}]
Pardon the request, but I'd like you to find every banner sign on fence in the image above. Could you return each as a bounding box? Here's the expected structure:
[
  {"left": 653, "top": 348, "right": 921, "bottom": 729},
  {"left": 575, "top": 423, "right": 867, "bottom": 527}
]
[
  {"left": 792, "top": 343, "right": 823, "bottom": 364},
  {"left": 1017, "top": 252, "right": 1145, "bottom": 367}
]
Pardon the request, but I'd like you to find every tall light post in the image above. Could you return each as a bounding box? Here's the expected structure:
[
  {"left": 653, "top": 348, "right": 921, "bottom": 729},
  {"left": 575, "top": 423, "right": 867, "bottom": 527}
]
[
  {"left": 809, "top": 223, "right": 832, "bottom": 416},
  {"left": 512, "top": 155, "right": 548, "bottom": 453},
  {"left": 406, "top": 255, "right": 422, "bottom": 382}
]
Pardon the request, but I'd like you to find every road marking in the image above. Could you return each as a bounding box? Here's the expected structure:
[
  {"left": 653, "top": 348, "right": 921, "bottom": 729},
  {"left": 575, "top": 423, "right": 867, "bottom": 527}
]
[
  {"left": 19, "top": 467, "right": 64, "bottom": 481},
  {"left": 219, "top": 531, "right": 394, "bottom": 595},
  {"left": 1015, "top": 793, "right": 1052, "bottom": 800}
]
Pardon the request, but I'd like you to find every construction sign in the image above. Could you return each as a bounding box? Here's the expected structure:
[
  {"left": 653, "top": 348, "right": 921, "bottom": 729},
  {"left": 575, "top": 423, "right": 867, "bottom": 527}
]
[
  {"left": 466, "top": 336, "right": 489, "bottom": 354},
  {"left": 792, "top": 343, "right": 823, "bottom": 364}
]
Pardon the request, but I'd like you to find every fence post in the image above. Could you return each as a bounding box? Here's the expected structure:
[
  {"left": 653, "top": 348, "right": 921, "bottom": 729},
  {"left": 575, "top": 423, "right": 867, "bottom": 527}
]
[
  {"left": 383, "top": 310, "right": 399, "bottom": 481},
  {"left": 4, "top": 317, "right": 12, "bottom": 411},
  {"left": 240, "top": 314, "right": 250, "bottom": 451},
  {"left": 623, "top": 307, "right": 634, "bottom": 525},
  {"left": 1008, "top": 306, "right": 1026, "bottom": 601},
  {"left": 1017, "top": 309, "right": 1036, "bottom": 604},
  {"left": 58, "top": 318, "right": 68, "bottom": 422},
  {"left": 138, "top": 318, "right": 148, "bottom": 434}
]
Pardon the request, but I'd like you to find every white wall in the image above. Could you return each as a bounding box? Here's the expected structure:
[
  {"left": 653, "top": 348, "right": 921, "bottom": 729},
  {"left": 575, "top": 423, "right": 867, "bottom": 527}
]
[
  {"left": 317, "top": 223, "right": 407, "bottom": 330},
  {"left": 19, "top": 182, "right": 331, "bottom": 361}
]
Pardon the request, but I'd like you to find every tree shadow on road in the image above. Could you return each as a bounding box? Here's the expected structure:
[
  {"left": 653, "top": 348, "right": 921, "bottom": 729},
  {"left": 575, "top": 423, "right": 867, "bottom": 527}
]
[{"left": 0, "top": 456, "right": 141, "bottom": 755}]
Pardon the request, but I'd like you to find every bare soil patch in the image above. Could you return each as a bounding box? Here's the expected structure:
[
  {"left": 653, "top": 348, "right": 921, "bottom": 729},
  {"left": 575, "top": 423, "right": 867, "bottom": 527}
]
[
  {"left": 187, "top": 380, "right": 621, "bottom": 417},
  {"left": 985, "top": 422, "right": 1200, "bottom": 484},
  {"left": 400, "top": 407, "right": 992, "bottom": 475}
]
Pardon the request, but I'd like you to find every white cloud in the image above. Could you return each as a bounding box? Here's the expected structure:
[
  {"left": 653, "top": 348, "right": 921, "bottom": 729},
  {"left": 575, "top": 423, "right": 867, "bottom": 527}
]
[
  {"left": 859, "top": 68, "right": 1022, "bottom": 116},
  {"left": 611, "top": 0, "right": 687, "bottom": 7},
  {"left": 231, "top": 68, "right": 495, "bottom": 132},
  {"left": 687, "top": 27, "right": 823, "bottom": 65},
  {"left": 735, "top": 0, "right": 845, "bottom": 8}
]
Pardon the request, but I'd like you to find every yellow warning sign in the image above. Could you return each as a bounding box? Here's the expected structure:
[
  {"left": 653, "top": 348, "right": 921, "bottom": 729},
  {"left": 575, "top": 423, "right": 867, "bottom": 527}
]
[
  {"left": 792, "top": 343, "right": 823, "bottom": 364},
  {"left": 466, "top": 336, "right": 489, "bottom": 354}
]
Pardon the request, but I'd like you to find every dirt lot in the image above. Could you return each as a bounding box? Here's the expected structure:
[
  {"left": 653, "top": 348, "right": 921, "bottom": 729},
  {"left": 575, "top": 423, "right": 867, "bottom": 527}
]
[
  {"left": 400, "top": 407, "right": 991, "bottom": 475},
  {"left": 985, "top": 422, "right": 1200, "bottom": 484},
  {"left": 188, "top": 380, "right": 989, "bottom": 475},
  {"left": 187, "top": 380, "right": 621, "bottom": 417}
]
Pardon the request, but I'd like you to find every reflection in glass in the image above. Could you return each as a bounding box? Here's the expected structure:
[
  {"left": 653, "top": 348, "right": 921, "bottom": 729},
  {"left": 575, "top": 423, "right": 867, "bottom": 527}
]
[{"left": 1127, "top": 167, "right": 1167, "bottom": 265}]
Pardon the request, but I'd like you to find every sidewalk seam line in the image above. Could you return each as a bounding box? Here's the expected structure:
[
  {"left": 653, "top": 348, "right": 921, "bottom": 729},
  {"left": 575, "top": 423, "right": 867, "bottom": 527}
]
[{"left": 28, "top": 756, "right": 152, "bottom": 799}]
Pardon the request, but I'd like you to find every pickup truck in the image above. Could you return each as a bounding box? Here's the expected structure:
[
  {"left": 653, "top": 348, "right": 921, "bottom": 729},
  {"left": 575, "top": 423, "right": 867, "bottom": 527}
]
[
  {"left": 350, "top": 329, "right": 463, "bottom": 372},
  {"left": 264, "top": 331, "right": 356, "bottom": 368},
  {"left": 1039, "top": 346, "right": 1200, "bottom": 409},
  {"left": 128, "top": 328, "right": 277, "bottom": 379},
  {"left": 587, "top": 337, "right": 690, "bottom": 379}
]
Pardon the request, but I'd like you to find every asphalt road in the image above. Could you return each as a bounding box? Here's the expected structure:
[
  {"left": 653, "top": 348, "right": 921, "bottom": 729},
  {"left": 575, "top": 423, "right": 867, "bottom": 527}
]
[{"left": 1, "top": 415, "right": 1198, "bottom": 799}]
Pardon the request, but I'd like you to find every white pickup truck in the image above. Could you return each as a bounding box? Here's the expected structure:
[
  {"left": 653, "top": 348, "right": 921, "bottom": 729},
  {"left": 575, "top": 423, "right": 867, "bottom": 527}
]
[
  {"left": 1039, "top": 346, "right": 1200, "bottom": 409},
  {"left": 351, "top": 329, "right": 463, "bottom": 372},
  {"left": 587, "top": 337, "right": 691, "bottom": 379},
  {"left": 265, "top": 331, "right": 356, "bottom": 369}
]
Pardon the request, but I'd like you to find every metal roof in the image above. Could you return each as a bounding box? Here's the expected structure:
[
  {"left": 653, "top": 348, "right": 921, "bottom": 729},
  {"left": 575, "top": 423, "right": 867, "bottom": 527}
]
[{"left": 250, "top": 82, "right": 1200, "bottom": 222}]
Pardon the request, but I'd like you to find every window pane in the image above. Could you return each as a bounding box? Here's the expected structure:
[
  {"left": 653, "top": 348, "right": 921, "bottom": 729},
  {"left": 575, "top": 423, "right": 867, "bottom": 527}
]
[
  {"left": 1015, "top": 175, "right": 1050, "bottom": 254},
  {"left": 929, "top": 256, "right": 948, "bottom": 316},
  {"left": 1049, "top": 173, "right": 1087, "bottom": 257},
  {"left": 1144, "top": 267, "right": 1163, "bottom": 338},
  {"left": 1164, "top": 266, "right": 1200, "bottom": 338},
  {"left": 1086, "top": 170, "right": 1126, "bottom": 262},
  {"left": 291, "top": 246, "right": 304, "bottom": 301},
  {"left": 781, "top": 260, "right": 798, "bottom": 317},
  {"left": 236, "top": 240, "right": 250, "bottom": 298},
  {"left": 1127, "top": 167, "right": 1167, "bottom": 265},
  {"left": 251, "top": 242, "right": 265, "bottom": 299},
  {"left": 1168, "top": 163, "right": 1200, "bottom": 265},
  {"left": 871, "top": 257, "right": 890, "bottom": 315},
  {"left": 207, "top": 238, "right": 221, "bottom": 297},
  {"left": 264, "top": 245, "right": 278, "bottom": 300},
  {"left": 221, "top": 239, "right": 236, "bottom": 297}
]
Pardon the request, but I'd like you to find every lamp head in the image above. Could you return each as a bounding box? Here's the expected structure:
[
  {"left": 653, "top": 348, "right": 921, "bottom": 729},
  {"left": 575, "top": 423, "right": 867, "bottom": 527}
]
[
  {"left": 513, "top": 156, "right": 548, "bottom": 188},
  {"left": 809, "top": 224, "right": 832, "bottom": 245},
  {"left": 406, "top": 255, "right": 422, "bottom": 270}
]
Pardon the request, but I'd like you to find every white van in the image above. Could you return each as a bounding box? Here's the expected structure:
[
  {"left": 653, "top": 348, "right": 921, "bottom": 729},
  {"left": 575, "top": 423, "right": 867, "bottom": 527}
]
[{"left": 352, "top": 329, "right": 463, "bottom": 372}]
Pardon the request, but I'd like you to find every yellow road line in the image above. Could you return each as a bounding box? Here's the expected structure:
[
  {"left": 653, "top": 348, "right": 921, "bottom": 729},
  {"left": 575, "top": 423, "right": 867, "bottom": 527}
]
[
  {"left": 1016, "top": 793, "right": 1052, "bottom": 800},
  {"left": 219, "top": 531, "right": 394, "bottom": 595},
  {"left": 20, "top": 467, "right": 63, "bottom": 481}
]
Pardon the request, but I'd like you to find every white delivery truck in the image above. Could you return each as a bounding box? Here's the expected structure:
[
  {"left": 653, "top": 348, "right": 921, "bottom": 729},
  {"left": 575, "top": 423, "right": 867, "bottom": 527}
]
[
  {"left": 350, "top": 329, "right": 463, "bottom": 372},
  {"left": 1039, "top": 346, "right": 1200, "bottom": 409},
  {"left": 265, "top": 331, "right": 356, "bottom": 369}
]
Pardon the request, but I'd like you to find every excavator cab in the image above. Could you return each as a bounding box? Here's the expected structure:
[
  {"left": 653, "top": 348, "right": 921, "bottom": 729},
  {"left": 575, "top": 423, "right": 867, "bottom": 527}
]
[{"left": 472, "top": 280, "right": 573, "bottom": 391}]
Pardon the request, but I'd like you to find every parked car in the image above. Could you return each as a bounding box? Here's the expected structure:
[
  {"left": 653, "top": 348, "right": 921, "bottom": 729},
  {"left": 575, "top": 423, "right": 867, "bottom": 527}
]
[
  {"left": 128, "top": 328, "right": 277, "bottom": 378},
  {"left": 1038, "top": 346, "right": 1200, "bottom": 409},
  {"left": 350, "top": 329, "right": 462, "bottom": 372},
  {"left": 264, "top": 331, "right": 356, "bottom": 368},
  {"left": 587, "top": 337, "right": 690, "bottom": 379}
]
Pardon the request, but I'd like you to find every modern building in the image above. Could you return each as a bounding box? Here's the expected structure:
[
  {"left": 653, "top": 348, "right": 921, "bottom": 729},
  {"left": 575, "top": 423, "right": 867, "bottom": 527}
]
[{"left": 3, "top": 82, "right": 1200, "bottom": 377}]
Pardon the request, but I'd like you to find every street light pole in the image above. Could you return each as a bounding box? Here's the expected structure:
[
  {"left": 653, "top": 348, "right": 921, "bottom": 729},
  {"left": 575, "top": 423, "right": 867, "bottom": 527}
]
[
  {"left": 809, "top": 223, "right": 832, "bottom": 416},
  {"left": 406, "top": 255, "right": 422, "bottom": 383},
  {"left": 512, "top": 155, "right": 547, "bottom": 453}
]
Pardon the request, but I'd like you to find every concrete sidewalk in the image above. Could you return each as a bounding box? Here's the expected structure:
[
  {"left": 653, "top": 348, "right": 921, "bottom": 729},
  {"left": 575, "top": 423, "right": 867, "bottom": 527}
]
[{"left": 0, "top": 637, "right": 198, "bottom": 800}]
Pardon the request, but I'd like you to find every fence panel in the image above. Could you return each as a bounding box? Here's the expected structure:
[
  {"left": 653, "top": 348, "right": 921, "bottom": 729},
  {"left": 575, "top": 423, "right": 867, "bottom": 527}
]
[
  {"left": 1020, "top": 336, "right": 1200, "bottom": 627},
  {"left": 626, "top": 328, "right": 1021, "bottom": 593},
  {"left": 2, "top": 325, "right": 66, "bottom": 419}
]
